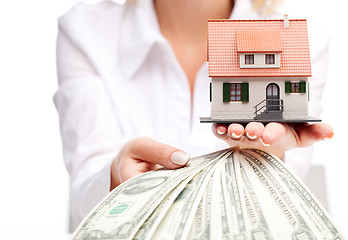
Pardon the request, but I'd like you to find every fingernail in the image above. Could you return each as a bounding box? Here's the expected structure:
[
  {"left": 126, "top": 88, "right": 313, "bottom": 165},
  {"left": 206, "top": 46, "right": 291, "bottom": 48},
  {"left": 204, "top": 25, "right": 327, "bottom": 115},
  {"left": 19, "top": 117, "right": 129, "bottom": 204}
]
[
  {"left": 246, "top": 132, "right": 257, "bottom": 140},
  {"left": 260, "top": 138, "right": 271, "bottom": 147},
  {"left": 217, "top": 129, "right": 226, "bottom": 135},
  {"left": 231, "top": 132, "right": 243, "bottom": 139},
  {"left": 322, "top": 132, "right": 334, "bottom": 141},
  {"left": 171, "top": 151, "right": 190, "bottom": 166}
]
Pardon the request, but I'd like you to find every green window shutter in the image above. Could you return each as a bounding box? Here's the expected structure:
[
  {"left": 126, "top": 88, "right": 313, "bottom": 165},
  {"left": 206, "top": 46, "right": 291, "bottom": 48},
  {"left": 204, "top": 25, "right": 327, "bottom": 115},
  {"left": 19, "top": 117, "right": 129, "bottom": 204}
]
[
  {"left": 241, "top": 82, "right": 249, "bottom": 102},
  {"left": 308, "top": 82, "right": 310, "bottom": 101},
  {"left": 223, "top": 83, "right": 231, "bottom": 102},
  {"left": 210, "top": 82, "right": 212, "bottom": 102},
  {"left": 285, "top": 81, "right": 291, "bottom": 93},
  {"left": 300, "top": 81, "right": 306, "bottom": 93}
]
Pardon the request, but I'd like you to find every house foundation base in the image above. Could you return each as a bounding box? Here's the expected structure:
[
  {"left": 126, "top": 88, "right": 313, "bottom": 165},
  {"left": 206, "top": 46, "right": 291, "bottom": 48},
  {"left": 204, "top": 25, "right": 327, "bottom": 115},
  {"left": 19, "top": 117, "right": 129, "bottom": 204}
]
[{"left": 200, "top": 116, "right": 321, "bottom": 124}]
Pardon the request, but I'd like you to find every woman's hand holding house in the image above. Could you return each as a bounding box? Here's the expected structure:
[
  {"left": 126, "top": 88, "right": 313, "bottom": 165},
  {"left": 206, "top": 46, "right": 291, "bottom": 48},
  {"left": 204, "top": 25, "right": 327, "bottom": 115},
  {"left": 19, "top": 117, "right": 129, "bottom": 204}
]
[{"left": 212, "top": 122, "right": 334, "bottom": 160}]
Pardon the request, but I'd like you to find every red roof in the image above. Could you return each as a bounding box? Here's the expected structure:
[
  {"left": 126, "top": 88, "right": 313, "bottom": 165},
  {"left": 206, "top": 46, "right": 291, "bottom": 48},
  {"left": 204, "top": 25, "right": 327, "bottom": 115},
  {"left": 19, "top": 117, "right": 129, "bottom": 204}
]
[
  {"left": 236, "top": 29, "right": 282, "bottom": 52},
  {"left": 207, "top": 19, "right": 312, "bottom": 77}
]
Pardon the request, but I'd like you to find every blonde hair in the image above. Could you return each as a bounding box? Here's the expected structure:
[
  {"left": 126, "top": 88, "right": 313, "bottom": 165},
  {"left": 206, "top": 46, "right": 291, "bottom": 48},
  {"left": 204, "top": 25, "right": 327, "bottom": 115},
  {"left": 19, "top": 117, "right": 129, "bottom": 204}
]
[{"left": 252, "top": 0, "right": 283, "bottom": 16}]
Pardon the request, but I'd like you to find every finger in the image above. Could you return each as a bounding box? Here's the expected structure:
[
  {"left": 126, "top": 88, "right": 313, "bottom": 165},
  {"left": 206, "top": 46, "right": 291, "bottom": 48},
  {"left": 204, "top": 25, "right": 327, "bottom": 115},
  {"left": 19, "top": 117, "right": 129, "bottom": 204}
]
[
  {"left": 227, "top": 123, "right": 245, "bottom": 140},
  {"left": 297, "top": 123, "right": 334, "bottom": 147},
  {"left": 128, "top": 137, "right": 190, "bottom": 169},
  {"left": 261, "top": 122, "right": 287, "bottom": 145},
  {"left": 211, "top": 123, "right": 228, "bottom": 139},
  {"left": 119, "top": 159, "right": 158, "bottom": 183},
  {"left": 245, "top": 122, "right": 264, "bottom": 140}
]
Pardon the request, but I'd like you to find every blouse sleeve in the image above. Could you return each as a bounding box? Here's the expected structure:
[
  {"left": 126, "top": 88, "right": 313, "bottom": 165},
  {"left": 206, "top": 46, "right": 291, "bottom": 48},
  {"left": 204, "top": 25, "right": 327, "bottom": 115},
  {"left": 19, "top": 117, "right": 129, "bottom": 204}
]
[{"left": 54, "top": 16, "right": 123, "bottom": 231}]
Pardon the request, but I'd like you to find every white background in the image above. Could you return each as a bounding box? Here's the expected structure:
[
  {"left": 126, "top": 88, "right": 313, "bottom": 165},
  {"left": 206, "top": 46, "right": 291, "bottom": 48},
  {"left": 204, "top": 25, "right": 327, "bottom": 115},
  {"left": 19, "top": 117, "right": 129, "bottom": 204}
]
[
  {"left": 282, "top": 0, "right": 348, "bottom": 237},
  {"left": 0, "top": 0, "right": 347, "bottom": 239}
]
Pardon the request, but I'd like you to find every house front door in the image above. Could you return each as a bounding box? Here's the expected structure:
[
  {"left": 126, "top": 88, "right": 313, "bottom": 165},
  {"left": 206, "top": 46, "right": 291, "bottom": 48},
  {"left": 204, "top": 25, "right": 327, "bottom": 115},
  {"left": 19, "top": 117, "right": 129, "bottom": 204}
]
[{"left": 266, "top": 83, "right": 280, "bottom": 111}]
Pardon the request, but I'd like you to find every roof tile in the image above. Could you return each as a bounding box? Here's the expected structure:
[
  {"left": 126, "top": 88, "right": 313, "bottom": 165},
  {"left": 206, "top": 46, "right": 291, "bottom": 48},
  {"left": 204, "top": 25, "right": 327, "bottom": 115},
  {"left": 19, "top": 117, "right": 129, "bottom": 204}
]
[
  {"left": 207, "top": 19, "right": 312, "bottom": 77},
  {"left": 236, "top": 29, "right": 282, "bottom": 52}
]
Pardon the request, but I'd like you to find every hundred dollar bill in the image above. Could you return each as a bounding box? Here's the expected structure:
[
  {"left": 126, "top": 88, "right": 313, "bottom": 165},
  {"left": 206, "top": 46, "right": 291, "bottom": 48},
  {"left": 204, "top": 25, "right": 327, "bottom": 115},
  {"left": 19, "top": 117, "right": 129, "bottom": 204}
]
[
  {"left": 239, "top": 163, "right": 272, "bottom": 239},
  {"left": 189, "top": 160, "right": 224, "bottom": 240},
  {"left": 239, "top": 151, "right": 316, "bottom": 239},
  {"left": 72, "top": 147, "right": 343, "bottom": 240},
  {"left": 151, "top": 156, "right": 226, "bottom": 240},
  {"left": 134, "top": 148, "right": 230, "bottom": 240},
  {"left": 209, "top": 161, "right": 223, "bottom": 239},
  {"left": 188, "top": 174, "right": 212, "bottom": 240},
  {"left": 219, "top": 164, "right": 230, "bottom": 240},
  {"left": 245, "top": 149, "right": 344, "bottom": 240},
  {"left": 72, "top": 149, "right": 231, "bottom": 240},
  {"left": 134, "top": 177, "right": 194, "bottom": 240},
  {"left": 220, "top": 151, "right": 249, "bottom": 239}
]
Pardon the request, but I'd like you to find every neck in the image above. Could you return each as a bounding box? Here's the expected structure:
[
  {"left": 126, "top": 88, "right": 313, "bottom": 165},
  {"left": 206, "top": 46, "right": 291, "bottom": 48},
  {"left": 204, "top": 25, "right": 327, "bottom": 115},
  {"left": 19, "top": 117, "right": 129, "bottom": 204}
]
[
  {"left": 155, "top": 0, "right": 233, "bottom": 44},
  {"left": 154, "top": 0, "right": 234, "bottom": 96}
]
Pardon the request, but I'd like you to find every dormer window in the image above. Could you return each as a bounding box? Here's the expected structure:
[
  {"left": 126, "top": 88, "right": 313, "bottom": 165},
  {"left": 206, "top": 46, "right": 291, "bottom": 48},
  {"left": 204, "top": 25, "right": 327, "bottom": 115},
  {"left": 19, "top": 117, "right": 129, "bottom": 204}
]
[
  {"left": 236, "top": 29, "right": 281, "bottom": 69},
  {"left": 239, "top": 53, "right": 280, "bottom": 69},
  {"left": 265, "top": 54, "right": 275, "bottom": 64},
  {"left": 245, "top": 55, "right": 254, "bottom": 65}
]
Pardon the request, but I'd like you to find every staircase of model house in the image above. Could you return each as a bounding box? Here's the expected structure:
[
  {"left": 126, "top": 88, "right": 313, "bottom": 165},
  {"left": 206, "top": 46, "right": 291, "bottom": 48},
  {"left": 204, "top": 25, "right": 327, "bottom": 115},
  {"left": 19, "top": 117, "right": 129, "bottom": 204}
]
[{"left": 254, "top": 99, "right": 284, "bottom": 120}]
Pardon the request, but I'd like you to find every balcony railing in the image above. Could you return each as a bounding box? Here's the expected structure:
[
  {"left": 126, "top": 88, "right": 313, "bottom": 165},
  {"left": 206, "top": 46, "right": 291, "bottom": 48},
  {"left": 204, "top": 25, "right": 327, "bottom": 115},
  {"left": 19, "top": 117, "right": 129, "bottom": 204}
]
[{"left": 254, "top": 99, "right": 284, "bottom": 119}]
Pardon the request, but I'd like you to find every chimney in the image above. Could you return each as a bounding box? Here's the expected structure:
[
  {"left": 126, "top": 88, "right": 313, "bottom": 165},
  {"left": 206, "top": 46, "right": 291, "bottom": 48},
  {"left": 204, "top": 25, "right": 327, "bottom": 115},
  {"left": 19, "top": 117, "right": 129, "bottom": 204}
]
[{"left": 284, "top": 14, "right": 289, "bottom": 28}]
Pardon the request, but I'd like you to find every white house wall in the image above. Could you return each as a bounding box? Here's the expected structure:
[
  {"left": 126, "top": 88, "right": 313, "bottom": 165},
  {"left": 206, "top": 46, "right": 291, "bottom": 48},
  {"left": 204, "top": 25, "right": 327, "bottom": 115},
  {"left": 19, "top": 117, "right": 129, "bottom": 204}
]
[{"left": 211, "top": 77, "right": 309, "bottom": 120}]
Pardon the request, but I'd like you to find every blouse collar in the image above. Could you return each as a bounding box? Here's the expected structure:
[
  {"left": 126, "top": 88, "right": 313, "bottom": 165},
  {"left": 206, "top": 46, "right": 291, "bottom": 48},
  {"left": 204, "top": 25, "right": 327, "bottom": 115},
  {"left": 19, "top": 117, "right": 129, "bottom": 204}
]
[
  {"left": 119, "top": 0, "right": 258, "bottom": 79},
  {"left": 119, "top": 0, "right": 164, "bottom": 79}
]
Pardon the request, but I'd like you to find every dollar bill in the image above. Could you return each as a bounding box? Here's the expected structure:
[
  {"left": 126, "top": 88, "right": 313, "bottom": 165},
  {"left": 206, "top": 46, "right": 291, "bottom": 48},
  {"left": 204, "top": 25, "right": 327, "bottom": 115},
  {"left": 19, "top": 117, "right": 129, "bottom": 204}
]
[
  {"left": 135, "top": 149, "right": 231, "bottom": 240},
  {"left": 245, "top": 149, "right": 344, "bottom": 240},
  {"left": 220, "top": 151, "right": 249, "bottom": 239},
  {"left": 239, "top": 150, "right": 315, "bottom": 239},
  {"left": 134, "top": 177, "right": 195, "bottom": 240},
  {"left": 239, "top": 162, "right": 273, "bottom": 239},
  {"left": 72, "top": 149, "right": 231, "bottom": 240},
  {"left": 71, "top": 148, "right": 344, "bottom": 240},
  {"left": 188, "top": 174, "right": 212, "bottom": 240},
  {"left": 151, "top": 158, "right": 225, "bottom": 240},
  {"left": 209, "top": 162, "right": 224, "bottom": 239},
  {"left": 189, "top": 160, "right": 224, "bottom": 240}
]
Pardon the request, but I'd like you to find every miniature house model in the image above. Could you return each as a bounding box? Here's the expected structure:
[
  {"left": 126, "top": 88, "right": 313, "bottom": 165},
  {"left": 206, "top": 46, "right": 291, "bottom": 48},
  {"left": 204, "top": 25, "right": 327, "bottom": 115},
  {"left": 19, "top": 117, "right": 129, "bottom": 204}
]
[{"left": 202, "top": 16, "right": 319, "bottom": 123}]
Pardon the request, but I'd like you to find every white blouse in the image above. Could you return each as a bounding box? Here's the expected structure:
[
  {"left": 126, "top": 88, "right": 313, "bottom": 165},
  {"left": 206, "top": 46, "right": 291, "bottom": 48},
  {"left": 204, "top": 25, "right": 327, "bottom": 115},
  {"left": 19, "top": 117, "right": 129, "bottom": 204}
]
[{"left": 54, "top": 0, "right": 329, "bottom": 230}]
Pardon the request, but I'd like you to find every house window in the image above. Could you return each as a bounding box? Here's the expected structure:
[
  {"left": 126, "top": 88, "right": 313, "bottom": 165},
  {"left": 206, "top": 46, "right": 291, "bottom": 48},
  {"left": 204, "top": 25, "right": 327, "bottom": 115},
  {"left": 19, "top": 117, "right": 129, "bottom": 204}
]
[
  {"left": 230, "top": 83, "right": 242, "bottom": 101},
  {"left": 223, "top": 82, "right": 249, "bottom": 102},
  {"left": 245, "top": 55, "right": 254, "bottom": 65},
  {"left": 265, "top": 54, "right": 275, "bottom": 64},
  {"left": 291, "top": 83, "right": 300, "bottom": 93},
  {"left": 285, "top": 81, "right": 306, "bottom": 93}
]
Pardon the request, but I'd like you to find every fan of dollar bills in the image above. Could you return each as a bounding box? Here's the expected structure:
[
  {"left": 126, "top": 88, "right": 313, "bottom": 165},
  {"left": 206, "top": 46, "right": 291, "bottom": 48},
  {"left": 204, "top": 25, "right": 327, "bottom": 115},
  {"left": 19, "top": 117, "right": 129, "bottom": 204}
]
[{"left": 72, "top": 148, "right": 343, "bottom": 240}]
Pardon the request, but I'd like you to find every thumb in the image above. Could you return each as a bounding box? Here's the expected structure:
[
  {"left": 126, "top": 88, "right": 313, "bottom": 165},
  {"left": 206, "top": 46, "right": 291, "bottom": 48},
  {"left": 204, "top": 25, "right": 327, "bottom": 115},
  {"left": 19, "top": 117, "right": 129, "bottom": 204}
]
[
  {"left": 296, "top": 123, "right": 334, "bottom": 148},
  {"left": 128, "top": 137, "right": 190, "bottom": 169}
]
